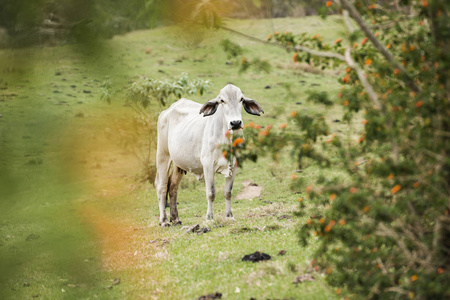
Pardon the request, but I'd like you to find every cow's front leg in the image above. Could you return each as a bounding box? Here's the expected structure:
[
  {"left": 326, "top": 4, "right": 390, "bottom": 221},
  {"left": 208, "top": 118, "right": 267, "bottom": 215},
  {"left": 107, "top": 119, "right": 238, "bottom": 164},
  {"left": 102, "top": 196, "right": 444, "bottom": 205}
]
[
  {"left": 155, "top": 157, "right": 171, "bottom": 227},
  {"left": 224, "top": 164, "right": 237, "bottom": 218},
  {"left": 203, "top": 166, "right": 216, "bottom": 220}
]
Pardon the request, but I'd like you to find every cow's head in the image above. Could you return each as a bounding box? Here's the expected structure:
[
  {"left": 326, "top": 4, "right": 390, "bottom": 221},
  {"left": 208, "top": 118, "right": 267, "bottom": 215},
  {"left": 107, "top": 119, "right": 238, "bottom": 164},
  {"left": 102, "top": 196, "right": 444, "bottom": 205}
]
[{"left": 199, "top": 84, "right": 264, "bottom": 130}]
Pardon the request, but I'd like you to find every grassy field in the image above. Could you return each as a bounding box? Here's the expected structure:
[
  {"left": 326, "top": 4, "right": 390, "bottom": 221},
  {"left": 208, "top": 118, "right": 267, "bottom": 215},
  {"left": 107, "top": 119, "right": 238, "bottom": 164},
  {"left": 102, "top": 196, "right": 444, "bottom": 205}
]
[{"left": 0, "top": 16, "right": 356, "bottom": 299}]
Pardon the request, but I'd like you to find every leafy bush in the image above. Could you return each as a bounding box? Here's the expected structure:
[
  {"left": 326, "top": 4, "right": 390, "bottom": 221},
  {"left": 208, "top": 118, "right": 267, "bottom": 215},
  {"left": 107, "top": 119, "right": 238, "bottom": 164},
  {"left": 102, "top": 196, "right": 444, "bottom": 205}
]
[
  {"left": 127, "top": 73, "right": 211, "bottom": 108},
  {"left": 234, "top": 0, "right": 449, "bottom": 298},
  {"left": 111, "top": 73, "right": 212, "bottom": 184}
]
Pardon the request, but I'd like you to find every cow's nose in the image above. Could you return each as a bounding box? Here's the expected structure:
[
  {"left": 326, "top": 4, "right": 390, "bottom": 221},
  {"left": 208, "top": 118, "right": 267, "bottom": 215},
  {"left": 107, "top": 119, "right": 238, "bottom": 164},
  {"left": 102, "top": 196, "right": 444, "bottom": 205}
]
[{"left": 230, "top": 120, "right": 242, "bottom": 130}]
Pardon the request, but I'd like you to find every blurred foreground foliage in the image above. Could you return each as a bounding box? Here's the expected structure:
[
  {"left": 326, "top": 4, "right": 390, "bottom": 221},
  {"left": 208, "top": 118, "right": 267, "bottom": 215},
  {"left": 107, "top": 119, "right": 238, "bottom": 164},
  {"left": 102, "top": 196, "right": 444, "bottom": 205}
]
[
  {"left": 0, "top": 0, "right": 168, "bottom": 47},
  {"left": 223, "top": 0, "right": 450, "bottom": 298}
]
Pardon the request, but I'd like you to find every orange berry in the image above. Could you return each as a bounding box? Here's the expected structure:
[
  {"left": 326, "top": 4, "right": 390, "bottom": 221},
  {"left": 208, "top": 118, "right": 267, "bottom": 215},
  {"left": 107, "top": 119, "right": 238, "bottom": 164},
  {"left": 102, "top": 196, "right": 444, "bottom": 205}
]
[
  {"left": 374, "top": 32, "right": 380, "bottom": 37},
  {"left": 293, "top": 52, "right": 299, "bottom": 62},
  {"left": 419, "top": 20, "right": 424, "bottom": 26},
  {"left": 275, "top": 31, "right": 280, "bottom": 35},
  {"left": 326, "top": 267, "right": 332, "bottom": 274},
  {"left": 369, "top": 4, "right": 376, "bottom": 9},
  {"left": 290, "top": 111, "right": 297, "bottom": 117},
  {"left": 225, "top": 130, "right": 231, "bottom": 138},
  {"left": 411, "top": 275, "right": 418, "bottom": 282},
  {"left": 306, "top": 185, "right": 313, "bottom": 192},
  {"left": 306, "top": 219, "right": 312, "bottom": 225},
  {"left": 391, "top": 185, "right": 401, "bottom": 194},
  {"left": 365, "top": 58, "right": 372, "bottom": 66},
  {"left": 362, "top": 119, "right": 368, "bottom": 125},
  {"left": 421, "top": 0, "right": 428, "bottom": 7},
  {"left": 222, "top": 151, "right": 227, "bottom": 158},
  {"left": 259, "top": 130, "right": 269, "bottom": 136},
  {"left": 324, "top": 225, "right": 331, "bottom": 232},
  {"left": 329, "top": 193, "right": 337, "bottom": 201},
  {"left": 415, "top": 101, "right": 424, "bottom": 108},
  {"left": 335, "top": 38, "right": 342, "bottom": 44},
  {"left": 387, "top": 173, "right": 394, "bottom": 180},
  {"left": 326, "top": 1, "right": 332, "bottom": 7},
  {"left": 336, "top": 288, "right": 342, "bottom": 295},
  {"left": 279, "top": 123, "right": 287, "bottom": 129},
  {"left": 386, "top": 43, "right": 391, "bottom": 49},
  {"left": 413, "top": 181, "right": 420, "bottom": 188},
  {"left": 343, "top": 100, "right": 349, "bottom": 106},
  {"left": 291, "top": 174, "right": 298, "bottom": 180},
  {"left": 358, "top": 136, "right": 365, "bottom": 143},
  {"left": 298, "top": 197, "right": 303, "bottom": 202},
  {"left": 232, "top": 137, "right": 244, "bottom": 147},
  {"left": 437, "top": 268, "right": 444, "bottom": 274},
  {"left": 319, "top": 218, "right": 325, "bottom": 224},
  {"left": 350, "top": 187, "right": 357, "bottom": 193},
  {"left": 267, "top": 34, "right": 273, "bottom": 40},
  {"left": 363, "top": 206, "right": 370, "bottom": 213},
  {"left": 394, "top": 69, "right": 400, "bottom": 75},
  {"left": 339, "top": 219, "right": 346, "bottom": 225},
  {"left": 266, "top": 124, "right": 273, "bottom": 130},
  {"left": 361, "top": 37, "right": 368, "bottom": 45}
]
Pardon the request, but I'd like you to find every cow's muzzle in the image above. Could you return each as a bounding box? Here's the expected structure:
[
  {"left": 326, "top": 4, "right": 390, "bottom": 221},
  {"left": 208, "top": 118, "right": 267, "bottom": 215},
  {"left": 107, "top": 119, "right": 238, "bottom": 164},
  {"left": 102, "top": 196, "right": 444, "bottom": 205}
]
[{"left": 230, "top": 120, "right": 243, "bottom": 130}]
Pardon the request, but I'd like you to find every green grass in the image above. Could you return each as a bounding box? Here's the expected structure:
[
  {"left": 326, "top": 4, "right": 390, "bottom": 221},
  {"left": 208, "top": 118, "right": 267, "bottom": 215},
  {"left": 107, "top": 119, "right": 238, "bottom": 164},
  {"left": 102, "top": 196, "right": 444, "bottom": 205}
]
[{"left": 0, "top": 16, "right": 356, "bottom": 299}]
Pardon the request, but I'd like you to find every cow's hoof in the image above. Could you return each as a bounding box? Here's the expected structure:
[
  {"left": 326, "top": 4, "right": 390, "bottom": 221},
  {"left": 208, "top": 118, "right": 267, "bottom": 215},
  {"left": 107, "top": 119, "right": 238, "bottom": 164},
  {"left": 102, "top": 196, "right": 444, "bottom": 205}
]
[
  {"left": 160, "top": 222, "right": 171, "bottom": 228},
  {"left": 171, "top": 219, "right": 182, "bottom": 226},
  {"left": 226, "top": 212, "right": 233, "bottom": 218},
  {"left": 206, "top": 214, "right": 214, "bottom": 220}
]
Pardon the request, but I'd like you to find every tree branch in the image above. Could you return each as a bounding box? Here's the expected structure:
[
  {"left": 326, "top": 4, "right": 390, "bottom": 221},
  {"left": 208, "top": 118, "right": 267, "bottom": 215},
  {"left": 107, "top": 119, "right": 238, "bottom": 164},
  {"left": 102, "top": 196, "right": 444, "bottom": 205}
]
[
  {"left": 344, "top": 47, "right": 382, "bottom": 110},
  {"left": 338, "top": 0, "right": 420, "bottom": 93},
  {"left": 220, "top": 25, "right": 346, "bottom": 61},
  {"left": 341, "top": 10, "right": 382, "bottom": 110}
]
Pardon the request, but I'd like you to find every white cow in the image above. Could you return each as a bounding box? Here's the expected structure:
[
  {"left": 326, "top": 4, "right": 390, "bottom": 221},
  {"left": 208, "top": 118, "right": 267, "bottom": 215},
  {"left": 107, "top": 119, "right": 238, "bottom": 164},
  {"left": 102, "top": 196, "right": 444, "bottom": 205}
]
[{"left": 155, "top": 84, "right": 264, "bottom": 227}]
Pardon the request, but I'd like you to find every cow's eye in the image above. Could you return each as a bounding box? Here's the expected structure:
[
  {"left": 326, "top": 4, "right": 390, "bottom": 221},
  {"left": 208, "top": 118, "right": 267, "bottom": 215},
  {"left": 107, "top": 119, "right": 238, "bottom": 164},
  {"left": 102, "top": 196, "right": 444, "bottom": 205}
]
[
  {"left": 240, "top": 97, "right": 244, "bottom": 102},
  {"left": 220, "top": 99, "right": 225, "bottom": 103}
]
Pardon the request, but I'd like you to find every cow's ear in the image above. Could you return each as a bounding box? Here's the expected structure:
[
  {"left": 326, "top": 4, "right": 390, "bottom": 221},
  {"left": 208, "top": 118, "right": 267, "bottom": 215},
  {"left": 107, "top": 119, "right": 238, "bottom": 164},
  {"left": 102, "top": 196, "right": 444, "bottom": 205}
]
[
  {"left": 199, "top": 99, "right": 219, "bottom": 117},
  {"left": 243, "top": 98, "right": 264, "bottom": 116}
]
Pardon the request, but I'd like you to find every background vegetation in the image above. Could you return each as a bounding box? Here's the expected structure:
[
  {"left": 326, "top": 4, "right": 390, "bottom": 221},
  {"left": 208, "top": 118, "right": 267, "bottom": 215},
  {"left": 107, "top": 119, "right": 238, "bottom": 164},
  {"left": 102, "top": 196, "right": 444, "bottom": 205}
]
[{"left": 0, "top": 0, "right": 448, "bottom": 299}]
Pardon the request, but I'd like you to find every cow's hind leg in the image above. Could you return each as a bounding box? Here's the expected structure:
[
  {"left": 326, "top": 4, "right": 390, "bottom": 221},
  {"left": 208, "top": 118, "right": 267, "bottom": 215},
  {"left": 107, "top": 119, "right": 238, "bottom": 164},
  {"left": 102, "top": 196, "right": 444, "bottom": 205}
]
[
  {"left": 168, "top": 167, "right": 184, "bottom": 225},
  {"left": 224, "top": 165, "right": 237, "bottom": 218},
  {"left": 203, "top": 166, "right": 216, "bottom": 220},
  {"left": 156, "top": 157, "right": 171, "bottom": 227}
]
